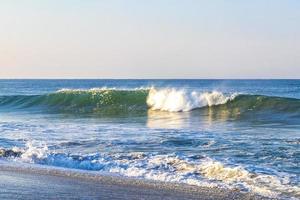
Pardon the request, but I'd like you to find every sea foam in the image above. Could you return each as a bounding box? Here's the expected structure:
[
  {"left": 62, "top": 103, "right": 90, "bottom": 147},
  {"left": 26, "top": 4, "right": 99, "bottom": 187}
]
[
  {"left": 147, "top": 88, "right": 236, "bottom": 112},
  {"left": 2, "top": 142, "right": 298, "bottom": 199}
]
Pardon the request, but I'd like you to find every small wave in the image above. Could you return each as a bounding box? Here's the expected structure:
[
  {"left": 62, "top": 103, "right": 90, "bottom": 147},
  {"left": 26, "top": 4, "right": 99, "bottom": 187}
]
[{"left": 1, "top": 143, "right": 299, "bottom": 199}]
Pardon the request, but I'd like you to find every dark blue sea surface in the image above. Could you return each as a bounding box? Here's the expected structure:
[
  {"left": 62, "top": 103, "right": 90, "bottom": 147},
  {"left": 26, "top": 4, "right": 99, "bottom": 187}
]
[{"left": 0, "top": 79, "right": 299, "bottom": 199}]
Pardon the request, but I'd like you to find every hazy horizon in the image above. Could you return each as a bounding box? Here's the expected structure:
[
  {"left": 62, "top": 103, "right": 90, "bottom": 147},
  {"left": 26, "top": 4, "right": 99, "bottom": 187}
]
[{"left": 1, "top": 0, "right": 299, "bottom": 79}]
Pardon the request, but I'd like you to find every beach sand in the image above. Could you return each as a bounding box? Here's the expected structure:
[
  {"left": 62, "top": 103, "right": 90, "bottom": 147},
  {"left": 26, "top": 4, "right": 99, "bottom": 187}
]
[{"left": 0, "top": 161, "right": 270, "bottom": 200}]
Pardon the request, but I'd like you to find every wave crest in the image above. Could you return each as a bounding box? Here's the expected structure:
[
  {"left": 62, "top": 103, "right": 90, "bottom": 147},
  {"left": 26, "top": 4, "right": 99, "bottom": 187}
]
[{"left": 147, "top": 88, "right": 236, "bottom": 112}]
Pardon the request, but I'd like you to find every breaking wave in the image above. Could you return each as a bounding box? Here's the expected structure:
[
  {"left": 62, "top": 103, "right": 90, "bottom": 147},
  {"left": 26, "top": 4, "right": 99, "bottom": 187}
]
[
  {"left": 147, "top": 88, "right": 236, "bottom": 112},
  {"left": 0, "top": 87, "right": 299, "bottom": 114}
]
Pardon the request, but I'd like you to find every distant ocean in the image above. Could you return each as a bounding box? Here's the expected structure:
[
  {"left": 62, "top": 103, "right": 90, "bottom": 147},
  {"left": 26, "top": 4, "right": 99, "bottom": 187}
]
[{"left": 0, "top": 79, "right": 299, "bottom": 199}]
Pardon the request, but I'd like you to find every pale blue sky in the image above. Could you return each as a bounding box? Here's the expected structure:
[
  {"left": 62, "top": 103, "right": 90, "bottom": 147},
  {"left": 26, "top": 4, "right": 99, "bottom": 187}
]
[{"left": 0, "top": 0, "right": 299, "bottom": 78}]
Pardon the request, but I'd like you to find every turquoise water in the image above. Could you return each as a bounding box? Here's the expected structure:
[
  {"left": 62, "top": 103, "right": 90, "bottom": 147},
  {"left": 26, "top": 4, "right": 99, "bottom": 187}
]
[{"left": 0, "top": 80, "right": 299, "bottom": 199}]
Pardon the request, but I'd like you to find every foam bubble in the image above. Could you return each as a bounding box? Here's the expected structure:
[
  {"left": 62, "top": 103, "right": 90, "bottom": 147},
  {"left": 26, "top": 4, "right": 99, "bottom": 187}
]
[{"left": 19, "top": 142, "right": 48, "bottom": 163}]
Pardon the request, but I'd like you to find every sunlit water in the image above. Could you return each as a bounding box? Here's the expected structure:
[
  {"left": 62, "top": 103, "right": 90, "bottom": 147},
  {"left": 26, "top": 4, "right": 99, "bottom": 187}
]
[{"left": 0, "top": 80, "right": 299, "bottom": 199}]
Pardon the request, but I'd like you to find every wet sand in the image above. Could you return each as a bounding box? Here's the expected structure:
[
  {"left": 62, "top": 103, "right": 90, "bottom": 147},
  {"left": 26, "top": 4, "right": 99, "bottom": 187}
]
[{"left": 0, "top": 161, "right": 270, "bottom": 200}]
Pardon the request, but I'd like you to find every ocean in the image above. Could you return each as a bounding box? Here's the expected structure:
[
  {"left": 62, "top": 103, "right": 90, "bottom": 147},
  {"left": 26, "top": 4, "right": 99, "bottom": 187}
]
[{"left": 0, "top": 79, "right": 299, "bottom": 199}]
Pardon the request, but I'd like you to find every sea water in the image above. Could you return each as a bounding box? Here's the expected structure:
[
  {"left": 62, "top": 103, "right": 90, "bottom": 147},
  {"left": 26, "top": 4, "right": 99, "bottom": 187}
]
[{"left": 0, "top": 79, "right": 299, "bottom": 199}]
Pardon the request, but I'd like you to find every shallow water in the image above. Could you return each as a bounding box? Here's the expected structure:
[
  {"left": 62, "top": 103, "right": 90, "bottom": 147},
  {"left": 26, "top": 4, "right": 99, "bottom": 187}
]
[{"left": 0, "top": 79, "right": 299, "bottom": 199}]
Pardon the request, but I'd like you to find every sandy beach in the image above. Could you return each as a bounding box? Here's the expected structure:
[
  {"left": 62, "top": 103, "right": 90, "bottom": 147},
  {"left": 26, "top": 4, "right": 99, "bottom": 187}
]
[{"left": 0, "top": 161, "right": 270, "bottom": 200}]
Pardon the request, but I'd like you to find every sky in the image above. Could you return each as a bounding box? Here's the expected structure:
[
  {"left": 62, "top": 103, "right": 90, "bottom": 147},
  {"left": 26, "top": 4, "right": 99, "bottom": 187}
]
[{"left": 0, "top": 0, "right": 299, "bottom": 79}]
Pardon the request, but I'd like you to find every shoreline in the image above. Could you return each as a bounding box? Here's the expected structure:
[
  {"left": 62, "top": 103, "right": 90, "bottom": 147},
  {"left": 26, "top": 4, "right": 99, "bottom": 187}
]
[{"left": 0, "top": 161, "right": 270, "bottom": 200}]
